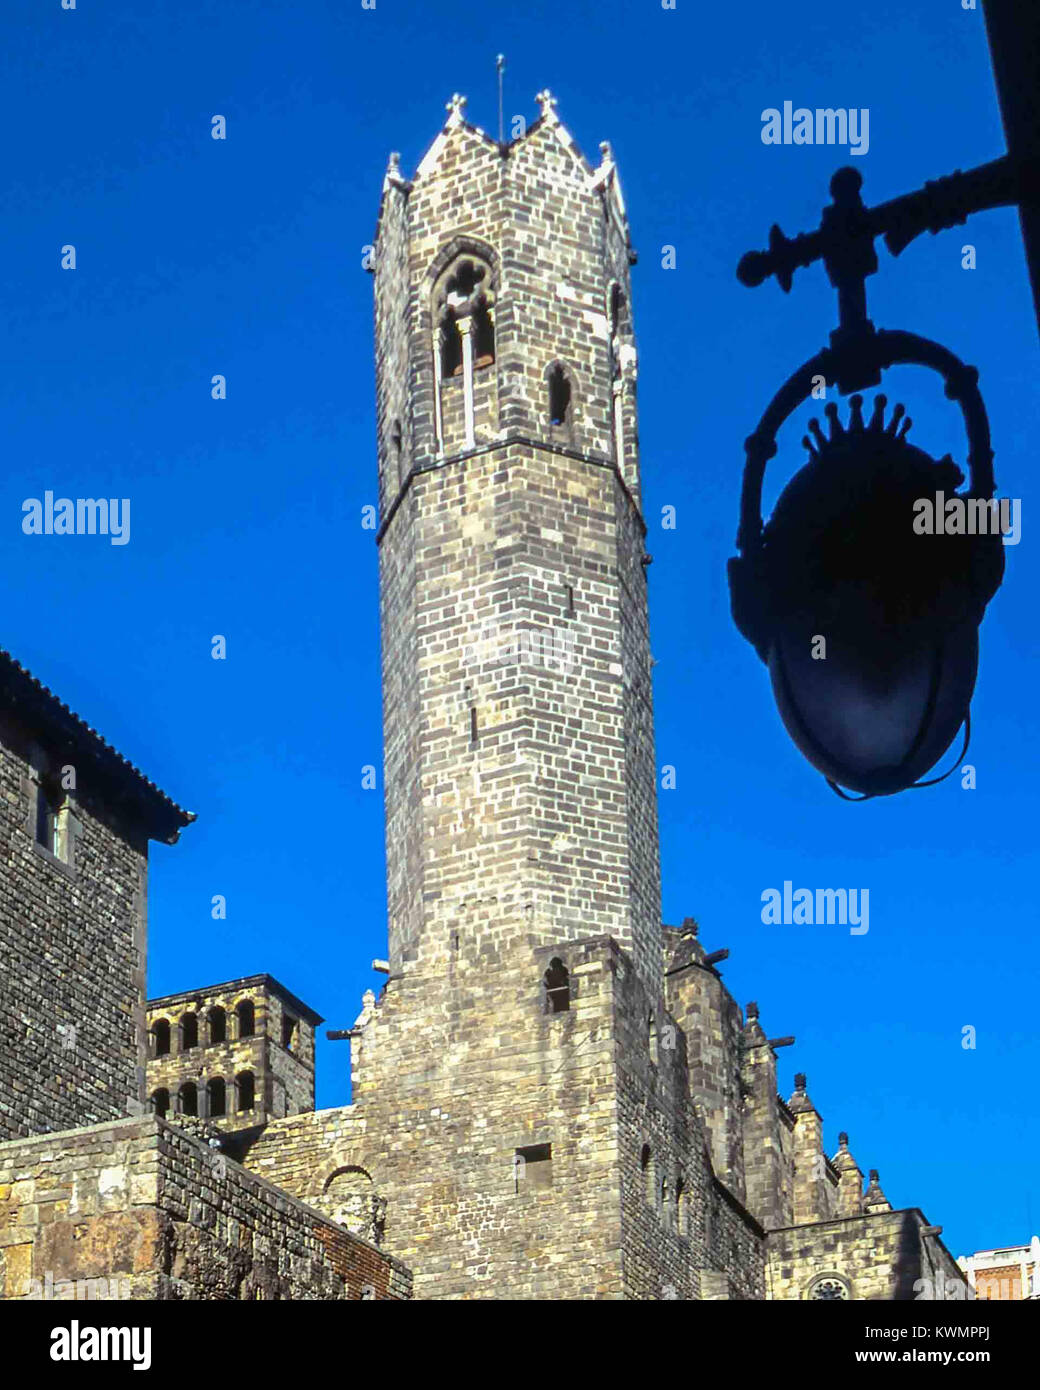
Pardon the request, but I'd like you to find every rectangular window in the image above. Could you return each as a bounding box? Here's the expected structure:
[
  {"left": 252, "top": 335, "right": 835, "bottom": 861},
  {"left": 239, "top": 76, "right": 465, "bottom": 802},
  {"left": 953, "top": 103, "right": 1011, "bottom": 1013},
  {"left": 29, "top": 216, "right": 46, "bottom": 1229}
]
[
  {"left": 34, "top": 783, "right": 71, "bottom": 863},
  {"left": 282, "top": 1014, "right": 297, "bottom": 1051},
  {"left": 515, "top": 1143, "right": 552, "bottom": 1193}
]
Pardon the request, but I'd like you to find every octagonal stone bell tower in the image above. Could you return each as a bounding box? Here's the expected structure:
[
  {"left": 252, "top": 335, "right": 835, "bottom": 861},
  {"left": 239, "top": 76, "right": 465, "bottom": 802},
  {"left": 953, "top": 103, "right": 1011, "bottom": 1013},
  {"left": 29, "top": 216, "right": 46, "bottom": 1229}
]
[{"left": 372, "top": 89, "right": 662, "bottom": 993}]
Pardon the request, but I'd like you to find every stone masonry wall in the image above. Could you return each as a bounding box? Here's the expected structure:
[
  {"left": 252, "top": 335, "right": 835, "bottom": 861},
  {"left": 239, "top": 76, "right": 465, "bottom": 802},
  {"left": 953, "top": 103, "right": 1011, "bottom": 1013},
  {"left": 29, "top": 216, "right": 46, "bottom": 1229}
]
[
  {"left": 0, "top": 1114, "right": 410, "bottom": 1301},
  {"left": 766, "top": 1209, "right": 967, "bottom": 1301},
  {"left": 0, "top": 713, "right": 148, "bottom": 1142},
  {"left": 245, "top": 934, "right": 765, "bottom": 1300}
]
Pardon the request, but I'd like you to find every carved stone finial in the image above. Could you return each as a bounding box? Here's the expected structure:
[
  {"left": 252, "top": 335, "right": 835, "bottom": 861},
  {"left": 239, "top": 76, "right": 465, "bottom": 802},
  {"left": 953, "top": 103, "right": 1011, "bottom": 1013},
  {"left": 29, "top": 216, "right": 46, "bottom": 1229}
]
[
  {"left": 746, "top": 1001, "right": 759, "bottom": 1020},
  {"left": 599, "top": 140, "right": 614, "bottom": 163},
  {"left": 446, "top": 93, "right": 468, "bottom": 122},
  {"left": 535, "top": 89, "right": 558, "bottom": 118},
  {"left": 794, "top": 1072, "right": 807, "bottom": 1091},
  {"left": 838, "top": 1131, "right": 849, "bottom": 1147}
]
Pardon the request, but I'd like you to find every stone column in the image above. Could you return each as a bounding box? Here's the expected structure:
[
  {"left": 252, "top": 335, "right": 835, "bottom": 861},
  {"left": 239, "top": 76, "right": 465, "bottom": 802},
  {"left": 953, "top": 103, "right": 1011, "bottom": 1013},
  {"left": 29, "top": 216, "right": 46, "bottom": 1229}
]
[{"left": 458, "top": 316, "right": 475, "bottom": 448}]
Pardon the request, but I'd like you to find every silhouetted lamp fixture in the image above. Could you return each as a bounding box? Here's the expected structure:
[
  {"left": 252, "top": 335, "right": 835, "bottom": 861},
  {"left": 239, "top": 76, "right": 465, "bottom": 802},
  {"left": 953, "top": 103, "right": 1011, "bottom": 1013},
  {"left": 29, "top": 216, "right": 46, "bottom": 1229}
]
[{"left": 730, "top": 169, "right": 1005, "bottom": 797}]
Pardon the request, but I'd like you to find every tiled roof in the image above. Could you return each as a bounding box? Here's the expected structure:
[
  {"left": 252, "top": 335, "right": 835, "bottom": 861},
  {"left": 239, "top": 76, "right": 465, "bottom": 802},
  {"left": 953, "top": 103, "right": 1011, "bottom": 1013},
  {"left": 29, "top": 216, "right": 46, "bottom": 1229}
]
[{"left": 0, "top": 648, "right": 195, "bottom": 843}]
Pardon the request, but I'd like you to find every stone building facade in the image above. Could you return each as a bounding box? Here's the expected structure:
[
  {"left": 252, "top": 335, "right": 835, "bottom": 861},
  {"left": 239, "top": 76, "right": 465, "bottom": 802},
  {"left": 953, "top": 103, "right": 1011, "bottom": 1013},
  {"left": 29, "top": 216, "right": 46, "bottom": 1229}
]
[
  {"left": 0, "top": 89, "right": 967, "bottom": 1302},
  {"left": 0, "top": 650, "right": 192, "bottom": 1144}
]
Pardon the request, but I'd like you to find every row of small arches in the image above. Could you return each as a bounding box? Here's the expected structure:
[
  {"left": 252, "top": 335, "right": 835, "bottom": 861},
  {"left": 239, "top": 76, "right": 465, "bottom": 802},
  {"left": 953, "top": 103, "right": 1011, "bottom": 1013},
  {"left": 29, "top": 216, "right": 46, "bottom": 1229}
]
[
  {"left": 150, "top": 1071, "right": 255, "bottom": 1120},
  {"left": 151, "top": 1001, "right": 255, "bottom": 1057}
]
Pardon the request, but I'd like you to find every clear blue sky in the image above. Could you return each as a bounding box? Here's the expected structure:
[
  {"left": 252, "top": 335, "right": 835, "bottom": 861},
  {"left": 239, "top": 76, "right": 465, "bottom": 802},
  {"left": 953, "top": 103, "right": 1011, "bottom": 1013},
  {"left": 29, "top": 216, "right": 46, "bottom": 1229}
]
[{"left": 3, "top": 0, "right": 1036, "bottom": 1260}]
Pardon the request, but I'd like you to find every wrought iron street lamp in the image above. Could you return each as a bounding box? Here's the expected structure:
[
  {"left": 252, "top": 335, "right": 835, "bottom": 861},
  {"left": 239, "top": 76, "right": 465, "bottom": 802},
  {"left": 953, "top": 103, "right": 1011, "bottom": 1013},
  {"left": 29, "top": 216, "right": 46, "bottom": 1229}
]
[
  {"left": 730, "top": 167, "right": 1008, "bottom": 797},
  {"left": 729, "top": 2, "right": 1038, "bottom": 797}
]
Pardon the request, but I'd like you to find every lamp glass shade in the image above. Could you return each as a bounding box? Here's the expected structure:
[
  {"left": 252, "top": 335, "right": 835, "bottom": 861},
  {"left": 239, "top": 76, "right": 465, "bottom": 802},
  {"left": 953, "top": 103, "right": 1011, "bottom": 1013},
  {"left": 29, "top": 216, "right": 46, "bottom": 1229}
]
[{"left": 768, "top": 616, "right": 978, "bottom": 795}]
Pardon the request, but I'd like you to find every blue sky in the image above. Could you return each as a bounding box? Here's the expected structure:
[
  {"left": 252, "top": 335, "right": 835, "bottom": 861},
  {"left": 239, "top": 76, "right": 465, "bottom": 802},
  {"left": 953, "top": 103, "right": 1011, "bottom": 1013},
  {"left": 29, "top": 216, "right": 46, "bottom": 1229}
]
[{"left": 3, "top": 0, "right": 1036, "bottom": 1259}]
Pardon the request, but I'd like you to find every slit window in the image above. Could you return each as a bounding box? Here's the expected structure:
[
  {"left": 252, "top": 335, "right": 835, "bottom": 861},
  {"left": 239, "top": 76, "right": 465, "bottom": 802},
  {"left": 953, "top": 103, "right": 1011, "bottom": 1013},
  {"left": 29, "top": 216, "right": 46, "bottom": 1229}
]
[
  {"left": 641, "top": 1144, "right": 654, "bottom": 1205},
  {"left": 548, "top": 365, "right": 571, "bottom": 426},
  {"left": 281, "top": 1014, "right": 297, "bottom": 1051}
]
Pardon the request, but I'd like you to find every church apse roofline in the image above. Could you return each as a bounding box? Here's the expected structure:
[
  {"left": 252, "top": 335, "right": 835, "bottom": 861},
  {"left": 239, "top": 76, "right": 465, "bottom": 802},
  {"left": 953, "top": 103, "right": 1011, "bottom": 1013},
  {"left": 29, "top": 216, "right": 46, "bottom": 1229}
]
[{"left": 0, "top": 648, "right": 194, "bottom": 844}]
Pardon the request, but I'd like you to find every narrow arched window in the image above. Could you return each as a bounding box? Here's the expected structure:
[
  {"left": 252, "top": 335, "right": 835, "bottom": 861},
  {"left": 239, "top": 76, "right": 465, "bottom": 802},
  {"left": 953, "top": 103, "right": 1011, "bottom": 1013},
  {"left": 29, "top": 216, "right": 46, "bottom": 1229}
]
[
  {"left": 207, "top": 1077, "right": 226, "bottom": 1117},
  {"left": 609, "top": 283, "right": 624, "bottom": 364},
  {"left": 208, "top": 1007, "right": 226, "bottom": 1045},
  {"left": 548, "top": 365, "right": 572, "bottom": 427},
  {"left": 236, "top": 1071, "right": 255, "bottom": 1112},
  {"left": 676, "top": 1176, "right": 687, "bottom": 1237},
  {"left": 180, "top": 1013, "right": 198, "bottom": 1050},
  {"left": 236, "top": 1001, "right": 255, "bottom": 1038},
  {"left": 392, "top": 418, "right": 405, "bottom": 483},
  {"left": 152, "top": 1019, "right": 171, "bottom": 1057},
  {"left": 151, "top": 1088, "right": 169, "bottom": 1118},
  {"left": 543, "top": 958, "right": 571, "bottom": 1014},
  {"left": 179, "top": 1082, "right": 198, "bottom": 1117},
  {"left": 648, "top": 1012, "right": 658, "bottom": 1066}
]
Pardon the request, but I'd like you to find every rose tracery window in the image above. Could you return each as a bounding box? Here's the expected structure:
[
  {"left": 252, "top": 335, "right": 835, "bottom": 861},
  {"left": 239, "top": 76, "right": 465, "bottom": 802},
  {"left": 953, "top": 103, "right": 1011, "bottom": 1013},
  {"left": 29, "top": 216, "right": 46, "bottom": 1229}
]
[{"left": 808, "top": 1275, "right": 850, "bottom": 1300}]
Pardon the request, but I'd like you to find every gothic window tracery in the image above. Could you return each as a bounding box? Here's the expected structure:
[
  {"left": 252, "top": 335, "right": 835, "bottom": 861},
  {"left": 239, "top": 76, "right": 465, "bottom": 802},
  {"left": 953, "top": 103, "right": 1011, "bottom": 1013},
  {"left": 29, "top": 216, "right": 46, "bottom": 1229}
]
[{"left": 435, "top": 256, "right": 495, "bottom": 377}]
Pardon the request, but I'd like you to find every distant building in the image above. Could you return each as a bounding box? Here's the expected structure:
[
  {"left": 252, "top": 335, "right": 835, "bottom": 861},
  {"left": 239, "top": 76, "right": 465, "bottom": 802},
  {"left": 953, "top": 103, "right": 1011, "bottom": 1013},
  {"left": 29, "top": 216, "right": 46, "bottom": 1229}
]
[
  {"left": 146, "top": 975, "right": 322, "bottom": 1146},
  {"left": 959, "top": 1238, "right": 1040, "bottom": 1299}
]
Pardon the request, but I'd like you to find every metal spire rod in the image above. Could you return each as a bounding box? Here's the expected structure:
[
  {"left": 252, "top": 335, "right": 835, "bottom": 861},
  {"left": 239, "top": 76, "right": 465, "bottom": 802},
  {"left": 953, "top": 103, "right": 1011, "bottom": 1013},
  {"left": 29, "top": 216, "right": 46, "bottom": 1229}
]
[{"left": 496, "top": 54, "right": 505, "bottom": 145}]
